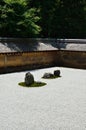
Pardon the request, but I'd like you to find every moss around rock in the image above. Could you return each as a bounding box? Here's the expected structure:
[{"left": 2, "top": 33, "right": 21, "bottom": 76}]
[{"left": 18, "top": 81, "right": 46, "bottom": 87}]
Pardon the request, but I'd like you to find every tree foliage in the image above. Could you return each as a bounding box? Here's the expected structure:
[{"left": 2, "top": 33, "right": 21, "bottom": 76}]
[
  {"left": 0, "top": 0, "right": 86, "bottom": 38},
  {"left": 31, "top": 0, "right": 86, "bottom": 38},
  {"left": 0, "top": 0, "right": 41, "bottom": 37}
]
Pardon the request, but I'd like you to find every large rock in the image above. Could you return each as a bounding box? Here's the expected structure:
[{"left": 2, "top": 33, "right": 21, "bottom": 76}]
[
  {"left": 54, "top": 70, "right": 60, "bottom": 77},
  {"left": 25, "top": 72, "right": 34, "bottom": 85},
  {"left": 42, "top": 73, "right": 54, "bottom": 79}
]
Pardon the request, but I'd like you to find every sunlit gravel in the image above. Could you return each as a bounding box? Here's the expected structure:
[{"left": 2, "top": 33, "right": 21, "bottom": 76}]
[{"left": 0, "top": 67, "right": 86, "bottom": 130}]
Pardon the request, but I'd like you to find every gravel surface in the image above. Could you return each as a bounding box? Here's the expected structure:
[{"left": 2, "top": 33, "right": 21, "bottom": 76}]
[{"left": 0, "top": 67, "right": 86, "bottom": 130}]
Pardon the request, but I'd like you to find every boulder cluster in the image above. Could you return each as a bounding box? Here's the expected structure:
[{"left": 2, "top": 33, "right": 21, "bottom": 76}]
[
  {"left": 43, "top": 70, "right": 60, "bottom": 78},
  {"left": 24, "top": 69, "right": 61, "bottom": 86},
  {"left": 42, "top": 70, "right": 60, "bottom": 79}
]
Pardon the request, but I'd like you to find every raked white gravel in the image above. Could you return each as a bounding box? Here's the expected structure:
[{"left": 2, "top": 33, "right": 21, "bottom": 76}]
[{"left": 0, "top": 67, "right": 86, "bottom": 130}]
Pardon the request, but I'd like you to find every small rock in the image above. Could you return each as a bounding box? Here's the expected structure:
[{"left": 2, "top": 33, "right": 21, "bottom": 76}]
[
  {"left": 25, "top": 72, "right": 34, "bottom": 85},
  {"left": 42, "top": 73, "right": 54, "bottom": 78},
  {"left": 54, "top": 70, "right": 60, "bottom": 77}
]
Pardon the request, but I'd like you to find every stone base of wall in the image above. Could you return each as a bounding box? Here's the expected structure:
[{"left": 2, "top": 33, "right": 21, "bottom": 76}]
[{"left": 0, "top": 64, "right": 57, "bottom": 74}]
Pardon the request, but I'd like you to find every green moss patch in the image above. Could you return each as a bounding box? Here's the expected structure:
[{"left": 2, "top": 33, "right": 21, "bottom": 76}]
[{"left": 18, "top": 81, "right": 46, "bottom": 87}]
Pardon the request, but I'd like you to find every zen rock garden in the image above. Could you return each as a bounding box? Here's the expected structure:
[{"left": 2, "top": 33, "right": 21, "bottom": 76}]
[{"left": 19, "top": 69, "right": 61, "bottom": 87}]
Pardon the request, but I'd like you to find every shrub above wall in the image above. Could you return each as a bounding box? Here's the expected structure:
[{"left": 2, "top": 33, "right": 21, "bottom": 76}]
[{"left": 0, "top": 0, "right": 41, "bottom": 37}]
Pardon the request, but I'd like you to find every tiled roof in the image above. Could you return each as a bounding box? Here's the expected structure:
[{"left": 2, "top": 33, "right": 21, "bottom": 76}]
[{"left": 0, "top": 38, "right": 86, "bottom": 52}]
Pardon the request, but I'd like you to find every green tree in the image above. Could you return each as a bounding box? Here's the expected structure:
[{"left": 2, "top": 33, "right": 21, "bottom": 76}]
[
  {"left": 0, "top": 0, "right": 86, "bottom": 38},
  {"left": 52, "top": 0, "right": 86, "bottom": 38},
  {"left": 30, "top": 0, "right": 86, "bottom": 38},
  {"left": 30, "top": 0, "right": 57, "bottom": 37},
  {"left": 0, "top": 0, "right": 41, "bottom": 37}
]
